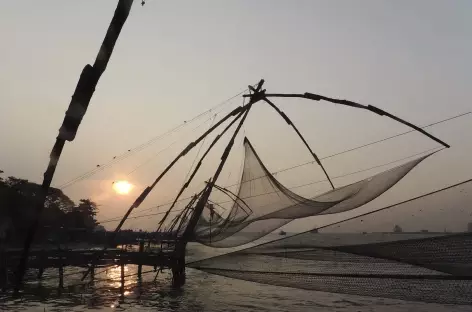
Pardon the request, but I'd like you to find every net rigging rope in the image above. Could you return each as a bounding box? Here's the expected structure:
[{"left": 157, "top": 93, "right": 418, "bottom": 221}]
[
  {"left": 58, "top": 103, "right": 234, "bottom": 190},
  {"left": 79, "top": 109, "right": 467, "bottom": 241},
  {"left": 127, "top": 121, "right": 216, "bottom": 177},
  {"left": 220, "top": 111, "right": 470, "bottom": 189},
  {"left": 110, "top": 111, "right": 468, "bottom": 222},
  {"left": 193, "top": 137, "right": 437, "bottom": 247},
  {"left": 126, "top": 110, "right": 223, "bottom": 178},
  {"left": 57, "top": 88, "right": 248, "bottom": 190},
  {"left": 47, "top": 108, "right": 469, "bottom": 231},
  {"left": 97, "top": 145, "right": 441, "bottom": 226}
]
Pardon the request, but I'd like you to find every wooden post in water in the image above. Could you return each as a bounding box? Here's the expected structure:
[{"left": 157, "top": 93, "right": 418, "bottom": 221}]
[
  {"left": 171, "top": 261, "right": 185, "bottom": 288},
  {"left": 169, "top": 82, "right": 263, "bottom": 289},
  {"left": 120, "top": 261, "right": 125, "bottom": 297},
  {"left": 137, "top": 240, "right": 144, "bottom": 280},
  {"left": 58, "top": 256, "right": 64, "bottom": 289},
  {"left": 0, "top": 246, "right": 6, "bottom": 290},
  {"left": 171, "top": 241, "right": 186, "bottom": 288},
  {"left": 37, "top": 250, "right": 44, "bottom": 279},
  {"left": 90, "top": 265, "right": 95, "bottom": 282},
  {"left": 37, "top": 267, "right": 44, "bottom": 280}
]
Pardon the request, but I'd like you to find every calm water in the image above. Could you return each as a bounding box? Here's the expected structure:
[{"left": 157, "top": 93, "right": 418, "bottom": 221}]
[{"left": 1, "top": 237, "right": 470, "bottom": 312}]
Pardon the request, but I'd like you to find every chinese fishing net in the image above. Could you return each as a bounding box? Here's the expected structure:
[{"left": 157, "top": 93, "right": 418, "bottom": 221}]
[
  {"left": 187, "top": 138, "right": 472, "bottom": 305},
  {"left": 193, "top": 138, "right": 434, "bottom": 247}
]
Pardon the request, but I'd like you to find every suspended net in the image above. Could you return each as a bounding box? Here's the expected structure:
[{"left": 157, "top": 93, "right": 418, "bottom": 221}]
[
  {"left": 188, "top": 178, "right": 472, "bottom": 305},
  {"left": 193, "top": 137, "right": 434, "bottom": 247}
]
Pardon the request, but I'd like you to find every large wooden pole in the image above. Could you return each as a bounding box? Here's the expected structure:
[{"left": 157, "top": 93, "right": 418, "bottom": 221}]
[
  {"left": 181, "top": 80, "right": 266, "bottom": 242},
  {"left": 170, "top": 82, "right": 265, "bottom": 289},
  {"left": 252, "top": 92, "right": 450, "bottom": 148},
  {"left": 14, "top": 0, "right": 135, "bottom": 292},
  {"left": 171, "top": 102, "right": 255, "bottom": 288},
  {"left": 114, "top": 105, "right": 244, "bottom": 238},
  {"left": 157, "top": 106, "right": 248, "bottom": 233}
]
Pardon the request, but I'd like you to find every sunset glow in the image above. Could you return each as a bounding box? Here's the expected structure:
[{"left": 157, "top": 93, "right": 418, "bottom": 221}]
[{"left": 113, "top": 180, "right": 133, "bottom": 195}]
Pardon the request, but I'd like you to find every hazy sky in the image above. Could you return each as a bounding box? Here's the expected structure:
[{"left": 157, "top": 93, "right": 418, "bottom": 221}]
[{"left": 1, "top": 1, "right": 471, "bottom": 231}]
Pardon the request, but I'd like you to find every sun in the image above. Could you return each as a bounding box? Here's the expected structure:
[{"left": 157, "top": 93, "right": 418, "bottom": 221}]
[{"left": 113, "top": 180, "right": 133, "bottom": 195}]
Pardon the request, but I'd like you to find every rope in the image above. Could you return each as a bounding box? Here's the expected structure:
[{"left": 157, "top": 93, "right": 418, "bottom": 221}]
[
  {"left": 57, "top": 88, "right": 248, "bottom": 190},
  {"left": 120, "top": 110, "right": 469, "bottom": 219},
  {"left": 96, "top": 146, "right": 441, "bottom": 225},
  {"left": 93, "top": 111, "right": 468, "bottom": 225}
]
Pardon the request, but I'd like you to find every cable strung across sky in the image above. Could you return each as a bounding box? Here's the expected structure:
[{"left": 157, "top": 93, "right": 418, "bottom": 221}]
[
  {"left": 97, "top": 141, "right": 441, "bottom": 226},
  {"left": 96, "top": 110, "right": 469, "bottom": 226},
  {"left": 57, "top": 88, "right": 248, "bottom": 190},
  {"left": 111, "top": 78, "right": 459, "bottom": 243}
]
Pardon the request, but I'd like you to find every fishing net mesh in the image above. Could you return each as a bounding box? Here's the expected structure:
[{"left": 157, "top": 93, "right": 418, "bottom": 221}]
[
  {"left": 193, "top": 138, "right": 433, "bottom": 247},
  {"left": 188, "top": 179, "right": 472, "bottom": 305}
]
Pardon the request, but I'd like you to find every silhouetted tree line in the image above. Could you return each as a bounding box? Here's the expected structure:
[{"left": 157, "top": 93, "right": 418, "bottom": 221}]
[{"left": 0, "top": 176, "right": 99, "bottom": 246}]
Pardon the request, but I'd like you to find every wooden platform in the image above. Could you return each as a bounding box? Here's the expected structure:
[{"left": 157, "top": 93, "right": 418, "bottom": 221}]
[
  {"left": 2, "top": 248, "right": 177, "bottom": 269},
  {"left": 0, "top": 240, "right": 187, "bottom": 289}
]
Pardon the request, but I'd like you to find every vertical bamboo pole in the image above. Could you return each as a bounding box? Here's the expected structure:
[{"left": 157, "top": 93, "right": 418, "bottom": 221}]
[
  {"left": 15, "top": 0, "right": 135, "bottom": 292},
  {"left": 58, "top": 257, "right": 64, "bottom": 289},
  {"left": 120, "top": 261, "right": 125, "bottom": 297},
  {"left": 137, "top": 240, "right": 144, "bottom": 279}
]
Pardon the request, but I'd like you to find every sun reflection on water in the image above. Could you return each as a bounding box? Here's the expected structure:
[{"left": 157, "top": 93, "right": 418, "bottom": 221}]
[{"left": 106, "top": 265, "right": 129, "bottom": 289}]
